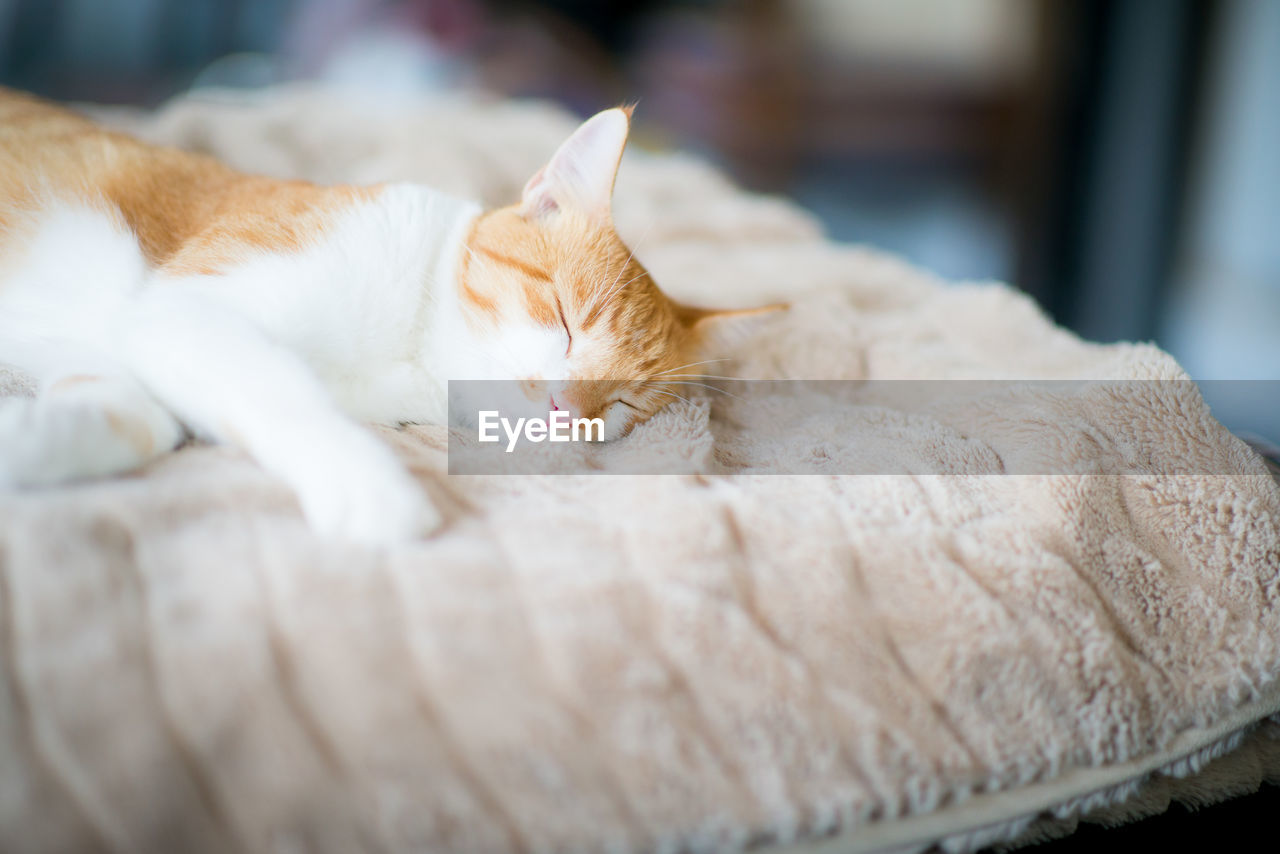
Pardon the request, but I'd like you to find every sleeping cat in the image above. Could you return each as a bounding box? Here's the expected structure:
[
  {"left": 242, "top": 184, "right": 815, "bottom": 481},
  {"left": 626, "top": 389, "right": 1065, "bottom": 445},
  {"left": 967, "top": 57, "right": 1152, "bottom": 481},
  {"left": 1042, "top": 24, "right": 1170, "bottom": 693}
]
[{"left": 0, "top": 88, "right": 763, "bottom": 543}]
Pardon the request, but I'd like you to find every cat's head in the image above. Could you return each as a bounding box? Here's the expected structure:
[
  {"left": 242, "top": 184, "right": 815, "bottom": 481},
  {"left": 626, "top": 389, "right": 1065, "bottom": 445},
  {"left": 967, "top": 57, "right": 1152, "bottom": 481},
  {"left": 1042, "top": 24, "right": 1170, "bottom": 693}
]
[{"left": 456, "top": 106, "right": 775, "bottom": 439}]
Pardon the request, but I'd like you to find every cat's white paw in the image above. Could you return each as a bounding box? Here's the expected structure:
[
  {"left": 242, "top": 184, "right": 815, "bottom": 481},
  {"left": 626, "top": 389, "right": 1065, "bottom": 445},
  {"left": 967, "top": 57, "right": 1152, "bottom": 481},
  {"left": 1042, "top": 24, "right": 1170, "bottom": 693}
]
[
  {"left": 288, "top": 438, "right": 441, "bottom": 546},
  {"left": 0, "top": 381, "right": 184, "bottom": 487}
]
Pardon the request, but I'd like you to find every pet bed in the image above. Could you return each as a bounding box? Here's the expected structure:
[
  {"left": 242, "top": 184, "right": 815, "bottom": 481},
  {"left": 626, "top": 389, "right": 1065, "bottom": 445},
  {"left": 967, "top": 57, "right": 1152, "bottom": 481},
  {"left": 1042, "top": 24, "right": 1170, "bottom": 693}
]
[{"left": 1, "top": 88, "right": 1278, "bottom": 854}]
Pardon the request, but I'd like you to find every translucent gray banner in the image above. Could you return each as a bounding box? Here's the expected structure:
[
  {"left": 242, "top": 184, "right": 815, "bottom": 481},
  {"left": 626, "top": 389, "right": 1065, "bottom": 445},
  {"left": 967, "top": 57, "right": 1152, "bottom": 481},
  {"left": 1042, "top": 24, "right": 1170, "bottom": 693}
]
[{"left": 446, "top": 380, "right": 1280, "bottom": 476}]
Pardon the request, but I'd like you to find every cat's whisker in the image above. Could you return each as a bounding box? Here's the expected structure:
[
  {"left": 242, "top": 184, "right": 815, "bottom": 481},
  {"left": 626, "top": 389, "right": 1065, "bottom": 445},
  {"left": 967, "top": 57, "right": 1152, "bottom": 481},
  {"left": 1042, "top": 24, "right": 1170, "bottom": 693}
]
[
  {"left": 660, "top": 380, "right": 745, "bottom": 401},
  {"left": 648, "top": 388, "right": 693, "bottom": 406},
  {"left": 584, "top": 220, "right": 657, "bottom": 328},
  {"left": 656, "top": 374, "right": 760, "bottom": 382},
  {"left": 597, "top": 220, "right": 655, "bottom": 301},
  {"left": 638, "top": 379, "right": 692, "bottom": 401},
  {"left": 603, "top": 271, "right": 649, "bottom": 302},
  {"left": 596, "top": 265, "right": 648, "bottom": 308},
  {"left": 641, "top": 375, "right": 740, "bottom": 403},
  {"left": 655, "top": 358, "right": 730, "bottom": 377},
  {"left": 588, "top": 267, "right": 654, "bottom": 329}
]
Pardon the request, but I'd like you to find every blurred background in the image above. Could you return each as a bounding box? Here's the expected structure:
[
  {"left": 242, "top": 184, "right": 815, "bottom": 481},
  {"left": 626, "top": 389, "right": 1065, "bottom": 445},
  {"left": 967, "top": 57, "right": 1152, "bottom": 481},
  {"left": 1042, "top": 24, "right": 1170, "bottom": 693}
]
[{"left": 1, "top": 0, "right": 1277, "bottom": 432}]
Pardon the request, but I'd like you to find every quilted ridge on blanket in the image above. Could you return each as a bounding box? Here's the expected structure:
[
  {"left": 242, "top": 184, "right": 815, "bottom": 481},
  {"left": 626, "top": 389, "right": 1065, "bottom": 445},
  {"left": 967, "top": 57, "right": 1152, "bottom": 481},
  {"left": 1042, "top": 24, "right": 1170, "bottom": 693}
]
[{"left": 1, "top": 89, "right": 1278, "bottom": 854}]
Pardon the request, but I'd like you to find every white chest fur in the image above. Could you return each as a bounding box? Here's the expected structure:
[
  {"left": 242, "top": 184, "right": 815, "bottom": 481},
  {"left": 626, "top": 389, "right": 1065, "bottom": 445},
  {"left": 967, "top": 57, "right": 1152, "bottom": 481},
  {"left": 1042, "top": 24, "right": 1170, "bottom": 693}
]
[{"left": 163, "top": 183, "right": 481, "bottom": 425}]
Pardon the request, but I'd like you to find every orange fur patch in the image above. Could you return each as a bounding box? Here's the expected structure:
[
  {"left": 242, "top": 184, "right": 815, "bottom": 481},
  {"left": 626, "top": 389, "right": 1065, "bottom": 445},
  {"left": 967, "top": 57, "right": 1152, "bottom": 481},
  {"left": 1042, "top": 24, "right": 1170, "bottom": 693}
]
[
  {"left": 456, "top": 201, "right": 757, "bottom": 427},
  {"left": 0, "top": 86, "right": 369, "bottom": 278},
  {"left": 476, "top": 245, "right": 551, "bottom": 283}
]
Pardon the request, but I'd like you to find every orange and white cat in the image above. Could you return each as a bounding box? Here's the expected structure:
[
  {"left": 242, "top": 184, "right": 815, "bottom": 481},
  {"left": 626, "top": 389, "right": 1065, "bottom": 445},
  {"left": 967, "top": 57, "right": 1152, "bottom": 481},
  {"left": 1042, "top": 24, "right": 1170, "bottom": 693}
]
[{"left": 0, "top": 89, "right": 758, "bottom": 543}]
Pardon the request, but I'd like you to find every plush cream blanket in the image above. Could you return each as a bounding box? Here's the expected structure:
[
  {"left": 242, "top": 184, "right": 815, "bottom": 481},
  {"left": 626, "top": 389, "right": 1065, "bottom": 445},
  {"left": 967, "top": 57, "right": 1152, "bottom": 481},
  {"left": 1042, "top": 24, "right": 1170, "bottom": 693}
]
[{"left": 1, "top": 89, "right": 1279, "bottom": 854}]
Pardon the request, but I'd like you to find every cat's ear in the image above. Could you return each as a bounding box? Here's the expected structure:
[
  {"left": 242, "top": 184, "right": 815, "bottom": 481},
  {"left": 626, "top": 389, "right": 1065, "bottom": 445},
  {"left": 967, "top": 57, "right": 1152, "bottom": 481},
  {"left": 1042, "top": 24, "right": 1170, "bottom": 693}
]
[
  {"left": 675, "top": 301, "right": 788, "bottom": 355},
  {"left": 521, "top": 106, "right": 632, "bottom": 221}
]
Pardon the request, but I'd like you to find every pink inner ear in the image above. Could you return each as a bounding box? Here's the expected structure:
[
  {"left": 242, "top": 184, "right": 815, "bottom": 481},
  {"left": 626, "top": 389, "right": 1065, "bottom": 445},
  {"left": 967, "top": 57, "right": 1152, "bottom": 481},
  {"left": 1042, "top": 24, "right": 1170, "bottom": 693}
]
[
  {"left": 521, "top": 168, "right": 559, "bottom": 218},
  {"left": 519, "top": 108, "right": 631, "bottom": 221}
]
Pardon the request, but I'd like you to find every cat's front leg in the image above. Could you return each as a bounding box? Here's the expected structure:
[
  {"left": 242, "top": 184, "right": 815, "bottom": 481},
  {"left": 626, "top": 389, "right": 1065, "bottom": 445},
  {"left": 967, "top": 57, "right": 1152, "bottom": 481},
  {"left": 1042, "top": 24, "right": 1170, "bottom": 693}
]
[{"left": 116, "top": 288, "right": 439, "bottom": 544}]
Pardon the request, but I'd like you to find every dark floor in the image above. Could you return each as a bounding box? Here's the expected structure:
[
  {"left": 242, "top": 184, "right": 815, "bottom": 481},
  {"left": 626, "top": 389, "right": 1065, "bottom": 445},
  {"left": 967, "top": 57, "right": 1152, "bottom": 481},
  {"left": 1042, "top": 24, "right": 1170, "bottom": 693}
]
[{"left": 980, "top": 783, "right": 1280, "bottom": 853}]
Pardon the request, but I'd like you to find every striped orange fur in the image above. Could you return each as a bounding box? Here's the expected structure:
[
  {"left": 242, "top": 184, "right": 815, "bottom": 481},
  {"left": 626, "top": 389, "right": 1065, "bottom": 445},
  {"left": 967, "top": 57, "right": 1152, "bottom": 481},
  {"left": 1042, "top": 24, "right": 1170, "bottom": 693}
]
[{"left": 0, "top": 87, "right": 367, "bottom": 275}]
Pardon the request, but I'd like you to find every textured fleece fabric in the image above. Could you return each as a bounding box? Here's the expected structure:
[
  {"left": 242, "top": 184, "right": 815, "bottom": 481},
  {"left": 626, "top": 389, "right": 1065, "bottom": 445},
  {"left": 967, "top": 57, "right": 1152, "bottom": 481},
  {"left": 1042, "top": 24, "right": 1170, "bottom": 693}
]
[{"left": 0, "top": 88, "right": 1278, "bottom": 854}]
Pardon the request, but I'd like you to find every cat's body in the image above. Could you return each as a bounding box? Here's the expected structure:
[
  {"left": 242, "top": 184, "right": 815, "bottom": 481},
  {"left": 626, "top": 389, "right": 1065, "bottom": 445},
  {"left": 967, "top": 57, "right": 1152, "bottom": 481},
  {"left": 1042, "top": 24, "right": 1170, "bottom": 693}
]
[{"left": 0, "top": 88, "right": 754, "bottom": 543}]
